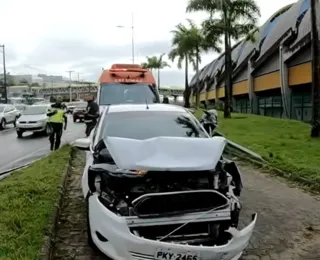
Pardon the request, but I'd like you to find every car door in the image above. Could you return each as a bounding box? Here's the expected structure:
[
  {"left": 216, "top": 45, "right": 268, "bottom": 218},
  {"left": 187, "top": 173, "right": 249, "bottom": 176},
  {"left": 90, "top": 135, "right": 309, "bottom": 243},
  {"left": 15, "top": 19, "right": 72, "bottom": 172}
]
[
  {"left": 4, "top": 106, "right": 14, "bottom": 123},
  {"left": 8, "top": 106, "right": 17, "bottom": 122}
]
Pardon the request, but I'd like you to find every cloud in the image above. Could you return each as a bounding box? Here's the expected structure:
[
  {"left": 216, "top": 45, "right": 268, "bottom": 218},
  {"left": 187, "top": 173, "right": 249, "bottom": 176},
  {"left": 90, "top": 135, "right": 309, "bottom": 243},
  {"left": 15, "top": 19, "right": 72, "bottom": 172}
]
[{"left": 24, "top": 37, "right": 171, "bottom": 66}]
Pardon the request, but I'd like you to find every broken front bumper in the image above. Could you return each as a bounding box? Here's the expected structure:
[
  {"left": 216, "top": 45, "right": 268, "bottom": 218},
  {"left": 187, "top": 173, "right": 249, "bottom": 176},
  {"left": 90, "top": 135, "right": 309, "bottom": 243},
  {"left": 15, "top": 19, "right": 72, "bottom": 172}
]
[{"left": 88, "top": 194, "right": 257, "bottom": 260}]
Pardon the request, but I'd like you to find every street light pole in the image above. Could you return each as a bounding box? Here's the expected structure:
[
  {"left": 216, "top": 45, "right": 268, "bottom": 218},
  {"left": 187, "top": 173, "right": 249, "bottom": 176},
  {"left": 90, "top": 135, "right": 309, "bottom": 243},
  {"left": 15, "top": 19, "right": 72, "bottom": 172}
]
[
  {"left": 131, "top": 12, "right": 135, "bottom": 64},
  {"left": 0, "top": 45, "right": 7, "bottom": 104},
  {"left": 66, "top": 70, "right": 74, "bottom": 102},
  {"left": 310, "top": 0, "right": 320, "bottom": 137},
  {"left": 116, "top": 13, "right": 135, "bottom": 64}
]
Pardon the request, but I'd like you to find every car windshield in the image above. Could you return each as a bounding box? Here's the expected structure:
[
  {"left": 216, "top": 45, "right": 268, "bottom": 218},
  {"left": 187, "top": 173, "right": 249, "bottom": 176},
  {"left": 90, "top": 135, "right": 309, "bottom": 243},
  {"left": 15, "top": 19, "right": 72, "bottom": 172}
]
[
  {"left": 15, "top": 105, "right": 27, "bottom": 111},
  {"left": 99, "top": 83, "right": 158, "bottom": 105},
  {"left": 0, "top": 106, "right": 4, "bottom": 113},
  {"left": 75, "top": 102, "right": 87, "bottom": 108},
  {"left": 100, "top": 111, "right": 208, "bottom": 140},
  {"left": 22, "top": 106, "right": 48, "bottom": 115}
]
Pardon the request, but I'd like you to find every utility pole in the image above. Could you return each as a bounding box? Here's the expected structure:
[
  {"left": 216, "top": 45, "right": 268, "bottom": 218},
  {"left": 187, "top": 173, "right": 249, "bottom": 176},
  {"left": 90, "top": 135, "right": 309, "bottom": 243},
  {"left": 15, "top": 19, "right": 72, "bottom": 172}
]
[
  {"left": 116, "top": 12, "right": 135, "bottom": 64},
  {"left": 0, "top": 45, "right": 7, "bottom": 104},
  {"left": 50, "top": 75, "right": 54, "bottom": 87},
  {"left": 310, "top": 0, "right": 320, "bottom": 137},
  {"left": 66, "top": 70, "right": 74, "bottom": 102}
]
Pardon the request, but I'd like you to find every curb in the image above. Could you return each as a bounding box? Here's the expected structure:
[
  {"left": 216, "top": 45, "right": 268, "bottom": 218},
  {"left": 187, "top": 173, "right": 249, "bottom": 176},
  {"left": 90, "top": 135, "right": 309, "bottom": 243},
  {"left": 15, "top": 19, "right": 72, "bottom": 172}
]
[
  {"left": 0, "top": 154, "right": 50, "bottom": 178},
  {"left": 40, "top": 147, "right": 76, "bottom": 260}
]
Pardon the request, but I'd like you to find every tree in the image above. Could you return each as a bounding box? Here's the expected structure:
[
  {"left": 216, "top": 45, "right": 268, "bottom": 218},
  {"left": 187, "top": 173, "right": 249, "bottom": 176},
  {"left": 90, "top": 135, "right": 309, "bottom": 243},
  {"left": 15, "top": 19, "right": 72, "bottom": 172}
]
[
  {"left": 169, "top": 19, "right": 221, "bottom": 108},
  {"left": 141, "top": 54, "right": 170, "bottom": 89},
  {"left": 187, "top": 0, "right": 260, "bottom": 117}
]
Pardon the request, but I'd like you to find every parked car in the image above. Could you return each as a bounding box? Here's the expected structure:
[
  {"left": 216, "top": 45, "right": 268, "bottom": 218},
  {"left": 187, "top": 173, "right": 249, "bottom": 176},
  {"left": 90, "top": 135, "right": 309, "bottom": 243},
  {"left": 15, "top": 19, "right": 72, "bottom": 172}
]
[
  {"left": 72, "top": 102, "right": 87, "bottom": 122},
  {"left": 0, "top": 104, "right": 19, "bottom": 130},
  {"left": 72, "top": 104, "right": 256, "bottom": 260},
  {"left": 66, "top": 102, "right": 77, "bottom": 114},
  {"left": 15, "top": 104, "right": 51, "bottom": 138}
]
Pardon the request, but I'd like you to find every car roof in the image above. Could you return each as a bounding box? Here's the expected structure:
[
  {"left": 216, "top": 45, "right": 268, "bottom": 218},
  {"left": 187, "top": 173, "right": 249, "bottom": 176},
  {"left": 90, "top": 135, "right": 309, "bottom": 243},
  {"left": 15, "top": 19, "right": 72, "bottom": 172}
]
[{"left": 106, "top": 104, "right": 187, "bottom": 114}]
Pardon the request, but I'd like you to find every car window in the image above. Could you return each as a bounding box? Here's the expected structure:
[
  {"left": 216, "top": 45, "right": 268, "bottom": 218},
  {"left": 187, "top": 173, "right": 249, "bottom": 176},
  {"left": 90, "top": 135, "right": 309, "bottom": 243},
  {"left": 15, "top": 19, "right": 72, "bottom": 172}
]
[
  {"left": 4, "top": 106, "right": 13, "bottom": 112},
  {"left": 99, "top": 83, "right": 158, "bottom": 105},
  {"left": 22, "top": 106, "right": 48, "bottom": 115},
  {"left": 100, "top": 111, "right": 208, "bottom": 140}
]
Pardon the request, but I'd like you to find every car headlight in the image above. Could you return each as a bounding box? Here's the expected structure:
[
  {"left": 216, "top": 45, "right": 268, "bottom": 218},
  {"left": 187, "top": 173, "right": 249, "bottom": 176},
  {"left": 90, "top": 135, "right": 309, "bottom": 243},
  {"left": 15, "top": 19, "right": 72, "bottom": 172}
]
[
  {"left": 16, "top": 120, "right": 20, "bottom": 124},
  {"left": 38, "top": 119, "right": 47, "bottom": 123}
]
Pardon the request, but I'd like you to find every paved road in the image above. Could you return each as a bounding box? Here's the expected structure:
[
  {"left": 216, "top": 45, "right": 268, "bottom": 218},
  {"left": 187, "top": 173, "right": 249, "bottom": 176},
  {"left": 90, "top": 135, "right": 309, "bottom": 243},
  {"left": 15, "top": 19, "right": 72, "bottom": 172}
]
[
  {"left": 0, "top": 115, "right": 85, "bottom": 173},
  {"left": 52, "top": 152, "right": 320, "bottom": 260}
]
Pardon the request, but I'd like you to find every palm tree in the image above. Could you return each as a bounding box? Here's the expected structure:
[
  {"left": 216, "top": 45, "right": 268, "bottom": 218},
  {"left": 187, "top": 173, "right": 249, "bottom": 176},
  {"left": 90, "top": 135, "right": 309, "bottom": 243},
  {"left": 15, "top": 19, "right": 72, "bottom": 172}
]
[
  {"left": 187, "top": 0, "right": 260, "bottom": 118},
  {"left": 141, "top": 54, "right": 170, "bottom": 89},
  {"left": 169, "top": 19, "right": 221, "bottom": 108}
]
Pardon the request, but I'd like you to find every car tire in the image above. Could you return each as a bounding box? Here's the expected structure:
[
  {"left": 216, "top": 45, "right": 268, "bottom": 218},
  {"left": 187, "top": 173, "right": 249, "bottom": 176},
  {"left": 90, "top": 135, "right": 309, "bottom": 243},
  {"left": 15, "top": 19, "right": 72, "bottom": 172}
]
[
  {"left": 17, "top": 131, "right": 23, "bottom": 138},
  {"left": 0, "top": 119, "right": 5, "bottom": 130}
]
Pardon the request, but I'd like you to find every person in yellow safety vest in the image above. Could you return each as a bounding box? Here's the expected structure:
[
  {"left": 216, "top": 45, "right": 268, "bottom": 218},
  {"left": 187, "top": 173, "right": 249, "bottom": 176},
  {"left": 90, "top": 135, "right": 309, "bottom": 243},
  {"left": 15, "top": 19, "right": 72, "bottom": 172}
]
[{"left": 47, "top": 96, "right": 67, "bottom": 151}]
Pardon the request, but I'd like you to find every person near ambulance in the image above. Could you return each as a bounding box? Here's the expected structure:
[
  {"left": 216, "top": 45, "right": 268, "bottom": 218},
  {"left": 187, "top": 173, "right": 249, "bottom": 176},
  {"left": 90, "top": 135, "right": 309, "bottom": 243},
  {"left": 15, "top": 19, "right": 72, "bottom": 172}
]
[
  {"left": 84, "top": 94, "right": 99, "bottom": 137},
  {"left": 47, "top": 96, "right": 67, "bottom": 151}
]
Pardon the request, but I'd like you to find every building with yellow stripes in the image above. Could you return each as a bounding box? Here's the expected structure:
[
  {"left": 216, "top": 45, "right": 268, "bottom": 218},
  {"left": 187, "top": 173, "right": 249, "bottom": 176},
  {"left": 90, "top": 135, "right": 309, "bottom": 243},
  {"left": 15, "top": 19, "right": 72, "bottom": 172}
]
[{"left": 190, "top": 0, "right": 315, "bottom": 122}]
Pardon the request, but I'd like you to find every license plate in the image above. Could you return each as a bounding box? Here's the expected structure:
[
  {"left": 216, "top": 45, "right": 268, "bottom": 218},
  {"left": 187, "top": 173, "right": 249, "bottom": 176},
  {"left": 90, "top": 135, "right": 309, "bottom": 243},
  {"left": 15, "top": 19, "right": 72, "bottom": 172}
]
[
  {"left": 78, "top": 115, "right": 84, "bottom": 117},
  {"left": 155, "top": 249, "right": 200, "bottom": 260}
]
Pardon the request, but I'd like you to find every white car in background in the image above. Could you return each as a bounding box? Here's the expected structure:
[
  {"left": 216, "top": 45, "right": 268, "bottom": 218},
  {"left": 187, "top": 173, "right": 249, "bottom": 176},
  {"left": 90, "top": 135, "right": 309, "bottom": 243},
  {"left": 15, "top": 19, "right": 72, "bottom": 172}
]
[
  {"left": 0, "top": 104, "right": 19, "bottom": 130},
  {"left": 15, "top": 104, "right": 51, "bottom": 138},
  {"left": 72, "top": 104, "right": 256, "bottom": 260}
]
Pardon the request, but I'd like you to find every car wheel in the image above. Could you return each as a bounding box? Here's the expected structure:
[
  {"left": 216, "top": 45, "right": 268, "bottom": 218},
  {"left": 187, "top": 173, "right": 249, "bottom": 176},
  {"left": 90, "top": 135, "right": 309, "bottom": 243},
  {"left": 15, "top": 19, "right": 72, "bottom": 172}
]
[
  {"left": 0, "top": 119, "right": 5, "bottom": 130},
  {"left": 86, "top": 201, "right": 99, "bottom": 251},
  {"left": 17, "top": 131, "right": 23, "bottom": 138}
]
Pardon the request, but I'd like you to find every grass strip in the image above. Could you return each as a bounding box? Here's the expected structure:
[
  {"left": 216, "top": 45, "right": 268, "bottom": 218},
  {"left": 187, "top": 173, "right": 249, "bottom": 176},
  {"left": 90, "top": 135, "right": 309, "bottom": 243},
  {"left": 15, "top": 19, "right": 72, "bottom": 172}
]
[{"left": 0, "top": 145, "right": 72, "bottom": 260}]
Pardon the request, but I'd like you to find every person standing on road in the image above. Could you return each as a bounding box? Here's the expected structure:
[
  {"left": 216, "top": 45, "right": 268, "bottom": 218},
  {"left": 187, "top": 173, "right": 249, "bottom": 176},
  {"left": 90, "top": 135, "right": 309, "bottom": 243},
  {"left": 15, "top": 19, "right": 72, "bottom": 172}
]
[
  {"left": 84, "top": 94, "right": 99, "bottom": 137},
  {"left": 47, "top": 96, "right": 67, "bottom": 151}
]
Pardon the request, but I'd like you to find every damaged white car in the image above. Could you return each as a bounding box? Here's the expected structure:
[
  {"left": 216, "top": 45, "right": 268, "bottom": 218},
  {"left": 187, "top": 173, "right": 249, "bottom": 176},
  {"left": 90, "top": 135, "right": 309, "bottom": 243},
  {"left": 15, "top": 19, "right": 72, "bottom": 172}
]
[{"left": 73, "top": 104, "right": 257, "bottom": 260}]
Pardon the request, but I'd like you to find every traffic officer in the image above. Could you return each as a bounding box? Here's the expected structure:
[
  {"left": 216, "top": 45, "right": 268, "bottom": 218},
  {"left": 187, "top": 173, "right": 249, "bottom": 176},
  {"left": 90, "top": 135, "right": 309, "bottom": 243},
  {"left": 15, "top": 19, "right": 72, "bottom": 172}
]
[{"left": 47, "top": 96, "right": 67, "bottom": 151}]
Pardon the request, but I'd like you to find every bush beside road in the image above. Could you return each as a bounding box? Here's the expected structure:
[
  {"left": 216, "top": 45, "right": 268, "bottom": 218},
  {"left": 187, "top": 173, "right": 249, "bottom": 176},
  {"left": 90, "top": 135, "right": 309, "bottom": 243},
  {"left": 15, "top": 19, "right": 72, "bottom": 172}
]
[
  {"left": 0, "top": 145, "right": 71, "bottom": 260},
  {"left": 195, "top": 109, "right": 320, "bottom": 190}
]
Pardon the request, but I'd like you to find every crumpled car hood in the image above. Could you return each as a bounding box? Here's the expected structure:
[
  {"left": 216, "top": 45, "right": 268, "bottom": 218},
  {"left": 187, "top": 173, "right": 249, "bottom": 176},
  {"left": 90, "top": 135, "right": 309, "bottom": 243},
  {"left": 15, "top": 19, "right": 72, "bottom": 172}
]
[{"left": 104, "top": 136, "right": 227, "bottom": 171}]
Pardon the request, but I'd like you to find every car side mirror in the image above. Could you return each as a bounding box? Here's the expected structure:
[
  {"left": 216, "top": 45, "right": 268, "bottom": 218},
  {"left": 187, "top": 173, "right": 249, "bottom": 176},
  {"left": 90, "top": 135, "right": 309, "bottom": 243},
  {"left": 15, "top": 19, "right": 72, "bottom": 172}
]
[{"left": 73, "top": 138, "right": 91, "bottom": 151}]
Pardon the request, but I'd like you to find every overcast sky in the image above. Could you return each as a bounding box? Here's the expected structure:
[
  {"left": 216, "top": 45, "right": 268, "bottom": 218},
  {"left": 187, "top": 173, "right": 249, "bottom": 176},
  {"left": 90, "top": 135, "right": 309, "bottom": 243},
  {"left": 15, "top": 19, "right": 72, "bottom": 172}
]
[{"left": 0, "top": 0, "right": 296, "bottom": 86}]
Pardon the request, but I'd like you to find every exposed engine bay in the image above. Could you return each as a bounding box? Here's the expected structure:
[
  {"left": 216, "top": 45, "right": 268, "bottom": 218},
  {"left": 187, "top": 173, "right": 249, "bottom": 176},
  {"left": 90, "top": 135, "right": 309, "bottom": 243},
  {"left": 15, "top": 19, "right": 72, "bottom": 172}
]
[{"left": 88, "top": 137, "right": 244, "bottom": 246}]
